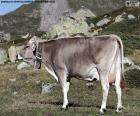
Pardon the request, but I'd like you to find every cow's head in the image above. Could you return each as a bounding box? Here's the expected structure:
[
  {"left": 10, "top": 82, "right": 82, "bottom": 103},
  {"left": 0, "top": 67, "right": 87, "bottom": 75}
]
[{"left": 18, "top": 36, "right": 38, "bottom": 65}]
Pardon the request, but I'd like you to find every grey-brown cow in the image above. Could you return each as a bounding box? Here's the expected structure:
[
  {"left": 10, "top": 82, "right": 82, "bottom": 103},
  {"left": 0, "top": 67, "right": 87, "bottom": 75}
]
[{"left": 18, "top": 34, "right": 125, "bottom": 114}]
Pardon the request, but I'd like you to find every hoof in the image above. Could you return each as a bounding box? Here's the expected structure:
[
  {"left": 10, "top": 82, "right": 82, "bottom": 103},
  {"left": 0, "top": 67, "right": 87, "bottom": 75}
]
[
  {"left": 99, "top": 108, "right": 107, "bottom": 114},
  {"left": 116, "top": 106, "right": 125, "bottom": 113},
  {"left": 62, "top": 105, "right": 68, "bottom": 110}
]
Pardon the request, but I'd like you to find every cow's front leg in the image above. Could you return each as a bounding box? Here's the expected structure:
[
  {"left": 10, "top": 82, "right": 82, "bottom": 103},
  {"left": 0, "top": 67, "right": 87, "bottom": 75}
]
[
  {"left": 100, "top": 81, "right": 110, "bottom": 114},
  {"left": 56, "top": 69, "right": 70, "bottom": 109}
]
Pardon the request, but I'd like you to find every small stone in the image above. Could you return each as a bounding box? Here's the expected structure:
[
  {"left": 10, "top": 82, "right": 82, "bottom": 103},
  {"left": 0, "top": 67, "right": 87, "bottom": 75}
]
[
  {"left": 128, "top": 14, "right": 136, "bottom": 20},
  {"left": 96, "top": 18, "right": 111, "bottom": 27},
  {"left": 9, "top": 78, "right": 16, "bottom": 82},
  {"left": 41, "top": 83, "right": 57, "bottom": 94},
  {"left": 13, "top": 92, "right": 18, "bottom": 95},
  {"left": 17, "top": 62, "right": 31, "bottom": 70}
]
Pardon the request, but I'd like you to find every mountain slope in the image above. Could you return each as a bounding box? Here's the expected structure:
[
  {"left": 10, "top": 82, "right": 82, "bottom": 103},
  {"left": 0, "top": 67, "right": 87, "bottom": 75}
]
[
  {"left": 68, "top": 0, "right": 125, "bottom": 15},
  {"left": 0, "top": 2, "right": 41, "bottom": 36},
  {"left": 0, "top": 0, "right": 128, "bottom": 36}
]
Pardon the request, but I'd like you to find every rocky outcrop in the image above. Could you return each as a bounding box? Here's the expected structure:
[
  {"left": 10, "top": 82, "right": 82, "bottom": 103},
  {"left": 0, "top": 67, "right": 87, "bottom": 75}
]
[
  {"left": 44, "top": 7, "right": 97, "bottom": 38},
  {"left": 0, "top": 48, "right": 8, "bottom": 64},
  {"left": 39, "top": 0, "right": 71, "bottom": 31}
]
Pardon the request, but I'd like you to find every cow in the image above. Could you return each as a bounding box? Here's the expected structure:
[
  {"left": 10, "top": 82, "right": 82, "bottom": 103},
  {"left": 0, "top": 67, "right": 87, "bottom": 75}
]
[{"left": 18, "top": 34, "right": 125, "bottom": 114}]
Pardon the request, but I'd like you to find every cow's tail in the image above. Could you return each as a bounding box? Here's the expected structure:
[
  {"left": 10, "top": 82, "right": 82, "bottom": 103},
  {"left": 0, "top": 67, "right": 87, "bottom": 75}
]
[{"left": 111, "top": 34, "right": 125, "bottom": 89}]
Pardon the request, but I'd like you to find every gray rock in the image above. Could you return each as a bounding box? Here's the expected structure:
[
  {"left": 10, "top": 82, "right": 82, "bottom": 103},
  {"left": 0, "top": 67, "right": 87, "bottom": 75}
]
[
  {"left": 0, "top": 48, "right": 8, "bottom": 64},
  {"left": 4, "top": 33, "right": 11, "bottom": 42},
  {"left": 70, "top": 7, "right": 96, "bottom": 21},
  {"left": 128, "top": 14, "right": 136, "bottom": 20},
  {"left": 125, "top": 65, "right": 140, "bottom": 72},
  {"left": 39, "top": 0, "right": 71, "bottom": 31},
  {"left": 8, "top": 46, "right": 17, "bottom": 63},
  {"left": 96, "top": 18, "right": 111, "bottom": 27},
  {"left": 115, "top": 15, "right": 124, "bottom": 23},
  {"left": 123, "top": 57, "right": 134, "bottom": 65},
  {"left": 17, "top": 62, "right": 31, "bottom": 70},
  {"left": 9, "top": 78, "right": 16, "bottom": 82},
  {"left": 41, "top": 83, "right": 57, "bottom": 94}
]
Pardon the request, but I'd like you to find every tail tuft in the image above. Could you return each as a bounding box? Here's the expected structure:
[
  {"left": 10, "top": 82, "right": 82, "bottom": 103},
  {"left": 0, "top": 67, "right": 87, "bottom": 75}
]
[{"left": 120, "top": 80, "right": 126, "bottom": 89}]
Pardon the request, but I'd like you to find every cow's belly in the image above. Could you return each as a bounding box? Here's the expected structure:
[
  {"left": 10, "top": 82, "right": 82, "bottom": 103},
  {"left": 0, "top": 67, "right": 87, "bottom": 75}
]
[{"left": 71, "top": 65, "right": 100, "bottom": 81}]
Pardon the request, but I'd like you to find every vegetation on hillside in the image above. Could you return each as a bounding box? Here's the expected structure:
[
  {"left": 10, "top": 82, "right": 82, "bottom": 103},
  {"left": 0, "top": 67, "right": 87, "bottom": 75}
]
[
  {"left": 0, "top": 3, "right": 41, "bottom": 35},
  {"left": 68, "top": 0, "right": 124, "bottom": 15}
]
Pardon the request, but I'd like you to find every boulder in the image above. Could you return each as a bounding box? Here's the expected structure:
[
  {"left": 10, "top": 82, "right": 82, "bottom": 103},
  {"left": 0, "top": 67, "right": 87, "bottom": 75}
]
[
  {"left": 8, "top": 46, "right": 17, "bottom": 63},
  {"left": 96, "top": 18, "right": 111, "bottom": 27},
  {"left": 41, "top": 82, "right": 57, "bottom": 94},
  {"left": 115, "top": 15, "right": 124, "bottom": 23},
  {"left": 44, "top": 7, "right": 97, "bottom": 38},
  {"left": 17, "top": 62, "right": 31, "bottom": 70},
  {"left": 48, "top": 17, "right": 89, "bottom": 38},
  {"left": 0, "top": 48, "right": 8, "bottom": 64},
  {"left": 128, "top": 14, "right": 136, "bottom": 20},
  {"left": 4, "top": 33, "right": 11, "bottom": 42},
  {"left": 70, "top": 7, "right": 96, "bottom": 21}
]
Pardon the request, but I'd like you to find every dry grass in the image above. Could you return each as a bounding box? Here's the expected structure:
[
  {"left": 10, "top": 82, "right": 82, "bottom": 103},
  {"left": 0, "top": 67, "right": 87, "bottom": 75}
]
[{"left": 0, "top": 64, "right": 140, "bottom": 116}]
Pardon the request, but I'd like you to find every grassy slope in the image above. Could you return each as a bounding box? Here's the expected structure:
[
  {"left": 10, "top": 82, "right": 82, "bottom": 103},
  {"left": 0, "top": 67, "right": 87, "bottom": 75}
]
[
  {"left": 68, "top": 0, "right": 124, "bottom": 15},
  {"left": 0, "top": 64, "right": 140, "bottom": 116}
]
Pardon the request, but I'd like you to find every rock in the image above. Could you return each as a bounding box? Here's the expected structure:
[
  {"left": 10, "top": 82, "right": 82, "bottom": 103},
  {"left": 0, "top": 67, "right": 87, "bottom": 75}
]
[
  {"left": 9, "top": 78, "right": 16, "bottom": 82},
  {"left": 125, "top": 65, "right": 140, "bottom": 72},
  {"left": 48, "top": 17, "right": 90, "bottom": 38},
  {"left": 70, "top": 7, "right": 96, "bottom": 21},
  {"left": 0, "top": 48, "right": 8, "bottom": 64},
  {"left": 96, "top": 18, "right": 111, "bottom": 27},
  {"left": 41, "top": 83, "right": 57, "bottom": 94},
  {"left": 44, "top": 7, "right": 97, "bottom": 38},
  {"left": 123, "top": 57, "right": 134, "bottom": 65},
  {"left": 17, "top": 62, "right": 31, "bottom": 70},
  {"left": 4, "top": 33, "right": 11, "bottom": 42},
  {"left": 115, "top": 15, "right": 124, "bottom": 23},
  {"left": 8, "top": 46, "right": 17, "bottom": 63},
  {"left": 21, "top": 33, "right": 30, "bottom": 39},
  {"left": 39, "top": 0, "right": 71, "bottom": 31},
  {"left": 0, "top": 32, "right": 11, "bottom": 42},
  {"left": 128, "top": 14, "right": 136, "bottom": 20},
  {"left": 89, "top": 23, "right": 95, "bottom": 28},
  {"left": 13, "top": 91, "right": 18, "bottom": 95}
]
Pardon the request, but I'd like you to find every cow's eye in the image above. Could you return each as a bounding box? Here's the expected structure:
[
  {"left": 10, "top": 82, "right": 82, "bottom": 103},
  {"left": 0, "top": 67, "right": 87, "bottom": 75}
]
[{"left": 25, "top": 46, "right": 29, "bottom": 49}]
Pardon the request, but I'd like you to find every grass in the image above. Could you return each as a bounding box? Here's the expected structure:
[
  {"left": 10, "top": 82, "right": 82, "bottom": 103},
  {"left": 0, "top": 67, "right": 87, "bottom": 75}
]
[
  {"left": 68, "top": 0, "right": 124, "bottom": 16},
  {"left": 0, "top": 64, "right": 140, "bottom": 116}
]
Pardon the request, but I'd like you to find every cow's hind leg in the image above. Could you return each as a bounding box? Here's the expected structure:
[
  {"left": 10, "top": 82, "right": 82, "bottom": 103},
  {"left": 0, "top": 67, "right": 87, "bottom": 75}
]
[
  {"left": 56, "top": 69, "right": 70, "bottom": 109},
  {"left": 100, "top": 77, "right": 110, "bottom": 114},
  {"left": 115, "top": 69, "right": 124, "bottom": 113}
]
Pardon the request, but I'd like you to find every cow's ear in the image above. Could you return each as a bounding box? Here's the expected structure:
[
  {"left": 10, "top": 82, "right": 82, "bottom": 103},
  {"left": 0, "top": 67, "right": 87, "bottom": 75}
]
[{"left": 31, "top": 42, "right": 36, "bottom": 51}]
